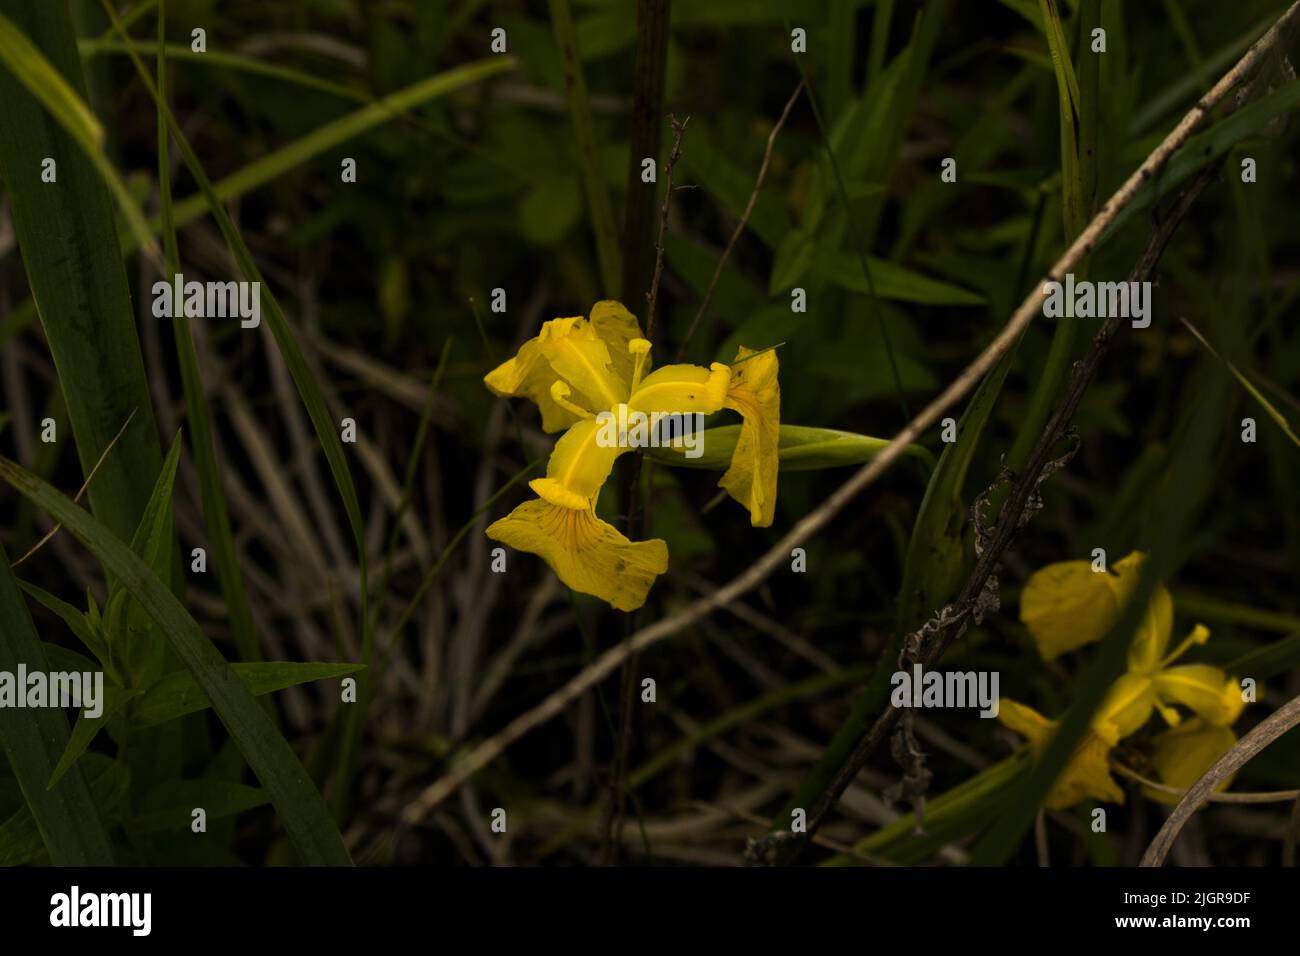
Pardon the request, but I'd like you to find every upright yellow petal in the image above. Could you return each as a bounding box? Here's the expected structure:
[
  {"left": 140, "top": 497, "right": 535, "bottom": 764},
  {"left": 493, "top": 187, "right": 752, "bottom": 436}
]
[
  {"left": 536, "top": 317, "right": 626, "bottom": 409},
  {"left": 486, "top": 498, "right": 668, "bottom": 612},
  {"left": 1019, "top": 560, "right": 1122, "bottom": 661},
  {"left": 589, "top": 300, "right": 648, "bottom": 390},
  {"left": 629, "top": 362, "right": 731, "bottom": 415},
  {"left": 1141, "top": 719, "right": 1238, "bottom": 805},
  {"left": 1122, "top": 581, "right": 1175, "bottom": 675},
  {"left": 529, "top": 417, "right": 626, "bottom": 508},
  {"left": 719, "top": 346, "right": 781, "bottom": 527},
  {"left": 1153, "top": 665, "right": 1246, "bottom": 727}
]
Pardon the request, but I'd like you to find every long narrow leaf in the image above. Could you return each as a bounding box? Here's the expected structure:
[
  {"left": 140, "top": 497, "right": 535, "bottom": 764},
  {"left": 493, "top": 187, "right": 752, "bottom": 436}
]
[
  {"left": 0, "top": 539, "right": 115, "bottom": 865},
  {"left": 0, "top": 456, "right": 353, "bottom": 866},
  {"left": 155, "top": 5, "right": 260, "bottom": 664}
]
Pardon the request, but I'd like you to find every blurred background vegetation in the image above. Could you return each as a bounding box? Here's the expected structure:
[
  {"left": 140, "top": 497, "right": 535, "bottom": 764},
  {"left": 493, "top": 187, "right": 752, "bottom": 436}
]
[{"left": 0, "top": 0, "right": 1298, "bottom": 866}]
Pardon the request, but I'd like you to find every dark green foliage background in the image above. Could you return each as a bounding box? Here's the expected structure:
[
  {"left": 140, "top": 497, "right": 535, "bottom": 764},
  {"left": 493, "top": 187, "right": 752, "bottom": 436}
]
[{"left": 0, "top": 0, "right": 1298, "bottom": 865}]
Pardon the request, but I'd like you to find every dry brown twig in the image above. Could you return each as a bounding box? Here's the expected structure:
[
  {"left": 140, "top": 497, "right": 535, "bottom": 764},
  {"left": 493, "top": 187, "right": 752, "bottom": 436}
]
[
  {"left": 676, "top": 79, "right": 805, "bottom": 360},
  {"left": 1111, "top": 761, "right": 1300, "bottom": 805},
  {"left": 1142, "top": 692, "right": 1300, "bottom": 865},
  {"left": 400, "top": 0, "right": 1300, "bottom": 829},
  {"left": 13, "top": 408, "right": 138, "bottom": 566},
  {"left": 643, "top": 112, "right": 688, "bottom": 340}
]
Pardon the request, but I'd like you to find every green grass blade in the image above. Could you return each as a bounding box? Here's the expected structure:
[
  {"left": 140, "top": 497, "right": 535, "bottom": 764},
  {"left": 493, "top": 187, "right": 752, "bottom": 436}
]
[
  {"left": 46, "top": 686, "right": 132, "bottom": 790},
  {"left": 127, "top": 779, "right": 269, "bottom": 834},
  {"left": 1038, "top": 0, "right": 1084, "bottom": 237},
  {"left": 110, "top": 429, "right": 181, "bottom": 686},
  {"left": 0, "top": 753, "right": 124, "bottom": 867},
  {"left": 1005, "top": 0, "right": 1094, "bottom": 470},
  {"left": 131, "top": 662, "right": 364, "bottom": 729},
  {"left": 828, "top": 752, "right": 1031, "bottom": 865},
  {"left": 1107, "top": 78, "right": 1300, "bottom": 240},
  {"left": 142, "top": 56, "right": 517, "bottom": 243},
  {"left": 0, "top": 2, "right": 166, "bottom": 548},
  {"left": 0, "top": 10, "right": 101, "bottom": 142},
  {"left": 1182, "top": 319, "right": 1300, "bottom": 448},
  {"left": 0, "top": 10, "right": 158, "bottom": 263},
  {"left": 897, "top": 349, "right": 1017, "bottom": 636},
  {"left": 1129, "top": 14, "right": 1267, "bottom": 135},
  {"left": 81, "top": 39, "right": 370, "bottom": 102},
  {"left": 0, "top": 539, "right": 116, "bottom": 865},
  {"left": 17, "top": 579, "right": 114, "bottom": 677},
  {"left": 155, "top": 4, "right": 260, "bottom": 664},
  {"left": 0, "top": 456, "right": 353, "bottom": 865},
  {"left": 96, "top": 0, "right": 379, "bottom": 813}
]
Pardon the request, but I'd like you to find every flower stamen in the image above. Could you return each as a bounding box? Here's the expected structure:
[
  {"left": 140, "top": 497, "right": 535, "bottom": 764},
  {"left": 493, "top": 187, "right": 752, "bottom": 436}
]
[
  {"left": 1160, "top": 623, "right": 1211, "bottom": 668},
  {"left": 550, "top": 381, "right": 594, "bottom": 420}
]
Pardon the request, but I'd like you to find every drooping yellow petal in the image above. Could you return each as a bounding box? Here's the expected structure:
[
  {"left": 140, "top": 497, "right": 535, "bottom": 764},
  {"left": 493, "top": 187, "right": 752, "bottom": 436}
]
[
  {"left": 486, "top": 498, "right": 668, "bottom": 612},
  {"left": 589, "top": 300, "right": 648, "bottom": 391},
  {"left": 1153, "top": 665, "right": 1246, "bottom": 727},
  {"left": 997, "top": 698, "right": 1124, "bottom": 808},
  {"left": 629, "top": 362, "right": 731, "bottom": 415},
  {"left": 536, "top": 316, "right": 626, "bottom": 410},
  {"left": 1019, "top": 560, "right": 1123, "bottom": 661},
  {"left": 1141, "top": 719, "right": 1238, "bottom": 805},
  {"left": 1047, "top": 732, "right": 1126, "bottom": 809},
  {"left": 484, "top": 322, "right": 588, "bottom": 432},
  {"left": 528, "top": 417, "right": 626, "bottom": 509},
  {"left": 719, "top": 346, "right": 781, "bottom": 527},
  {"left": 1092, "top": 672, "right": 1157, "bottom": 745}
]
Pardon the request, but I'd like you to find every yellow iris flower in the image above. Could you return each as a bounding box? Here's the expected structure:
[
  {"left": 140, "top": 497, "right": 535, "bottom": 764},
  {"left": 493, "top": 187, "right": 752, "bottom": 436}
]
[
  {"left": 1000, "top": 551, "right": 1246, "bottom": 808},
  {"left": 483, "top": 301, "right": 780, "bottom": 611}
]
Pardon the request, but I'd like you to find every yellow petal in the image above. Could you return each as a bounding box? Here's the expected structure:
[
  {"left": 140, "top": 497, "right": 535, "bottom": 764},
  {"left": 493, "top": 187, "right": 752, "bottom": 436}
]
[
  {"left": 998, "top": 698, "right": 1123, "bottom": 808},
  {"left": 997, "top": 698, "right": 1055, "bottom": 750},
  {"left": 486, "top": 498, "right": 668, "bottom": 612},
  {"left": 589, "top": 300, "right": 648, "bottom": 389},
  {"left": 1122, "top": 582, "right": 1174, "bottom": 676},
  {"left": 1019, "top": 560, "right": 1123, "bottom": 661},
  {"left": 719, "top": 346, "right": 781, "bottom": 527},
  {"left": 1018, "top": 551, "right": 1172, "bottom": 665},
  {"left": 629, "top": 362, "right": 731, "bottom": 415},
  {"left": 1093, "top": 672, "right": 1157, "bottom": 745},
  {"left": 484, "top": 324, "right": 586, "bottom": 432},
  {"left": 1141, "top": 719, "right": 1238, "bottom": 805},
  {"left": 1047, "top": 732, "right": 1126, "bottom": 809},
  {"left": 536, "top": 316, "right": 626, "bottom": 410},
  {"left": 1153, "top": 665, "right": 1246, "bottom": 727},
  {"left": 529, "top": 418, "right": 625, "bottom": 507}
]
